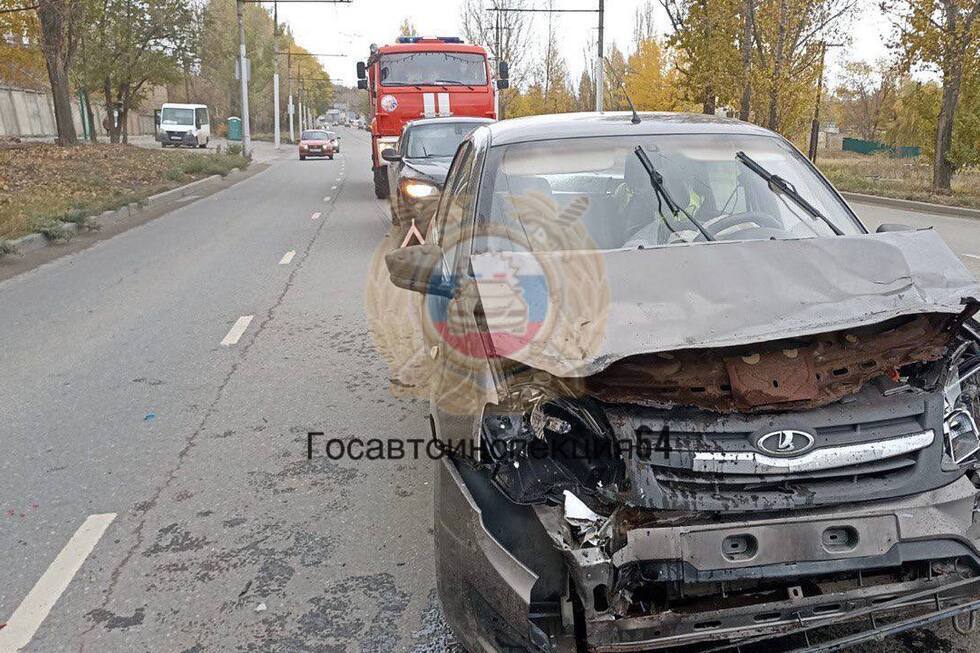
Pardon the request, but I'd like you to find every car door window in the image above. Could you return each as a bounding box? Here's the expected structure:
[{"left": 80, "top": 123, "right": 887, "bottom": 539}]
[
  {"left": 195, "top": 108, "right": 208, "bottom": 129},
  {"left": 430, "top": 142, "right": 477, "bottom": 273}
]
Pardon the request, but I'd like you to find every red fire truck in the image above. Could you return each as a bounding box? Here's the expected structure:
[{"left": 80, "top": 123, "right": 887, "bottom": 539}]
[{"left": 357, "top": 37, "right": 503, "bottom": 199}]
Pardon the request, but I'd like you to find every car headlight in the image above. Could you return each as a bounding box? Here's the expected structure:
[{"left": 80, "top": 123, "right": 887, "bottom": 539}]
[{"left": 401, "top": 180, "right": 438, "bottom": 199}]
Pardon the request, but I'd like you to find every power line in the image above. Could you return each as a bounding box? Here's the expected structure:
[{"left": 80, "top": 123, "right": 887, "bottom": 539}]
[{"left": 485, "top": 6, "right": 597, "bottom": 11}]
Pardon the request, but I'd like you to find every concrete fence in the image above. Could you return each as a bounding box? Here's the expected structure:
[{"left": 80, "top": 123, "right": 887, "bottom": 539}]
[{"left": 0, "top": 86, "right": 158, "bottom": 140}]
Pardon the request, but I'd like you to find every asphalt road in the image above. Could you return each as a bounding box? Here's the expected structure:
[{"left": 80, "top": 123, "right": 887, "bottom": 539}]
[{"left": 1, "top": 126, "right": 979, "bottom": 652}]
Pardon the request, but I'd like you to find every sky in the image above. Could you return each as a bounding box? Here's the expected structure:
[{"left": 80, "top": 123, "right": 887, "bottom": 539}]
[{"left": 272, "top": 0, "right": 894, "bottom": 91}]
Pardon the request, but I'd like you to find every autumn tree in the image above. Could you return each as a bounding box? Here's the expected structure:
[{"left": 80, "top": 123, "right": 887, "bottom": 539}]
[
  {"left": 835, "top": 59, "right": 899, "bottom": 140},
  {"left": 750, "top": 0, "right": 855, "bottom": 133},
  {"left": 398, "top": 17, "right": 417, "bottom": 37},
  {"left": 460, "top": 0, "right": 534, "bottom": 118},
  {"left": 577, "top": 67, "right": 595, "bottom": 111},
  {"left": 0, "top": 1, "right": 46, "bottom": 90},
  {"left": 75, "top": 0, "right": 197, "bottom": 143},
  {"left": 887, "top": 0, "right": 980, "bottom": 191},
  {"left": 659, "top": 0, "right": 741, "bottom": 113},
  {"left": 603, "top": 43, "right": 630, "bottom": 111},
  {"left": 884, "top": 75, "right": 980, "bottom": 170},
  {"left": 35, "top": 0, "right": 85, "bottom": 145},
  {"left": 625, "top": 38, "right": 685, "bottom": 111}
]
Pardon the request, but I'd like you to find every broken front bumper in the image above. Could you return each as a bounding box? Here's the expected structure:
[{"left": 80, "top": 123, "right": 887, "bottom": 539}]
[{"left": 435, "top": 455, "right": 980, "bottom": 652}]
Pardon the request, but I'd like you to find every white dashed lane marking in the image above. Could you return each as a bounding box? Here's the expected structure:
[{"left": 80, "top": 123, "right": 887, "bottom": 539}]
[
  {"left": 279, "top": 250, "right": 296, "bottom": 265},
  {"left": 311, "top": 211, "right": 321, "bottom": 220},
  {"left": 0, "top": 514, "right": 116, "bottom": 651},
  {"left": 221, "top": 315, "right": 254, "bottom": 346}
]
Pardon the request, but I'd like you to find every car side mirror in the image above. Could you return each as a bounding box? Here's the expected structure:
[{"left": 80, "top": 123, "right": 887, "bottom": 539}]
[
  {"left": 876, "top": 223, "right": 915, "bottom": 233},
  {"left": 356, "top": 61, "right": 366, "bottom": 80},
  {"left": 381, "top": 148, "right": 402, "bottom": 162},
  {"left": 496, "top": 78, "right": 509, "bottom": 90},
  {"left": 357, "top": 79, "right": 368, "bottom": 90},
  {"left": 385, "top": 243, "right": 453, "bottom": 296}
]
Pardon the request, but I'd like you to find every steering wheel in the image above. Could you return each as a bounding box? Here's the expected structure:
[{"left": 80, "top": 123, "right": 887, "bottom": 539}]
[{"left": 703, "top": 211, "right": 783, "bottom": 238}]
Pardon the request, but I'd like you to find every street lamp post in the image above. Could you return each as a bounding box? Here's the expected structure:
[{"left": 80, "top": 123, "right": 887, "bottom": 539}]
[
  {"left": 236, "top": 0, "right": 252, "bottom": 155},
  {"left": 273, "top": 1, "right": 280, "bottom": 150}
]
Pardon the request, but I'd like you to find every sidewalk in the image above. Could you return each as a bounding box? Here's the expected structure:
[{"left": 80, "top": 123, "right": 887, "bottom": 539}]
[{"left": 126, "top": 135, "right": 292, "bottom": 164}]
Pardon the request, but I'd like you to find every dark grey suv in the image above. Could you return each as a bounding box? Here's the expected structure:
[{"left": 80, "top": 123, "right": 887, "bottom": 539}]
[
  {"left": 384, "top": 112, "right": 980, "bottom": 652},
  {"left": 381, "top": 117, "right": 494, "bottom": 237}
]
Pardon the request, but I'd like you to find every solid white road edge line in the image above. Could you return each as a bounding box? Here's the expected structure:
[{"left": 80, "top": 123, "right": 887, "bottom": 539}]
[
  {"left": 278, "top": 250, "right": 296, "bottom": 265},
  {"left": 221, "top": 315, "right": 254, "bottom": 346},
  {"left": 0, "top": 513, "right": 116, "bottom": 652}
]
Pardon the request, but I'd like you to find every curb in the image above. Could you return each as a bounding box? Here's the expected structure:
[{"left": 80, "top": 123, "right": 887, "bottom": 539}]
[
  {"left": 1, "top": 169, "right": 245, "bottom": 257},
  {"left": 145, "top": 173, "right": 223, "bottom": 206},
  {"left": 841, "top": 191, "right": 980, "bottom": 220}
]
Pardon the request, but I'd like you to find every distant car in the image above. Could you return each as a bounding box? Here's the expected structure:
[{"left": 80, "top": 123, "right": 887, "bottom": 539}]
[
  {"left": 327, "top": 130, "right": 341, "bottom": 154},
  {"left": 381, "top": 117, "right": 494, "bottom": 235},
  {"left": 298, "top": 129, "right": 335, "bottom": 160}
]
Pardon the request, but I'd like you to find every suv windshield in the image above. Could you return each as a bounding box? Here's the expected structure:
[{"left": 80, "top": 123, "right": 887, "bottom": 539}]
[
  {"left": 405, "top": 122, "right": 484, "bottom": 158},
  {"left": 301, "top": 130, "right": 329, "bottom": 140},
  {"left": 476, "top": 133, "right": 864, "bottom": 251},
  {"left": 161, "top": 107, "right": 194, "bottom": 126},
  {"left": 379, "top": 52, "right": 487, "bottom": 86}
]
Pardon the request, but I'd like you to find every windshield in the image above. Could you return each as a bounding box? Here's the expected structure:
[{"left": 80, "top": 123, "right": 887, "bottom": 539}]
[
  {"left": 301, "top": 130, "right": 329, "bottom": 140},
  {"left": 161, "top": 107, "right": 194, "bottom": 126},
  {"left": 379, "top": 52, "right": 487, "bottom": 87},
  {"left": 404, "top": 122, "right": 484, "bottom": 158},
  {"left": 476, "top": 133, "right": 864, "bottom": 252}
]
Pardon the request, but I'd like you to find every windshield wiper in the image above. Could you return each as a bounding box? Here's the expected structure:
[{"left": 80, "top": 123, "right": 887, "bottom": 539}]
[
  {"left": 735, "top": 151, "right": 844, "bottom": 236},
  {"left": 433, "top": 79, "right": 475, "bottom": 90},
  {"left": 633, "top": 146, "right": 713, "bottom": 241}
]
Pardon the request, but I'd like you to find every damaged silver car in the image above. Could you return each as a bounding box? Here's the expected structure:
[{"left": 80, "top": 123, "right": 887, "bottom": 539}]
[{"left": 385, "top": 112, "right": 980, "bottom": 652}]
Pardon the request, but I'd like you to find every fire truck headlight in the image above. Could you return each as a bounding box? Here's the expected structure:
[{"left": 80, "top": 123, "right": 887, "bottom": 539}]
[{"left": 402, "top": 180, "right": 438, "bottom": 199}]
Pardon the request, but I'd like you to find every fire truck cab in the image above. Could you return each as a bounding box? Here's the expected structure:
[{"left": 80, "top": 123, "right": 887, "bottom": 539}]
[{"left": 357, "top": 36, "right": 498, "bottom": 199}]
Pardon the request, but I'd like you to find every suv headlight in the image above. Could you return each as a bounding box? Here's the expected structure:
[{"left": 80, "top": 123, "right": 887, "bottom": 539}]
[
  {"left": 944, "top": 407, "right": 980, "bottom": 466},
  {"left": 401, "top": 179, "right": 438, "bottom": 199}
]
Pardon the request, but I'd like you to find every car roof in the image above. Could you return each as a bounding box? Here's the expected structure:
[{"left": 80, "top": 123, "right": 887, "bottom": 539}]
[
  {"left": 405, "top": 117, "right": 496, "bottom": 130},
  {"left": 162, "top": 103, "right": 208, "bottom": 110},
  {"left": 483, "top": 111, "right": 778, "bottom": 147}
]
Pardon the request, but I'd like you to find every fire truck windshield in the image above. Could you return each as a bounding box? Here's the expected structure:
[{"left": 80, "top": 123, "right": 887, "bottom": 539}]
[{"left": 379, "top": 52, "right": 487, "bottom": 87}]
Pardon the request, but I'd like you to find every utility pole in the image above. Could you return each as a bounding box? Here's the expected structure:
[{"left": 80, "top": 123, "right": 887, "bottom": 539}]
[
  {"left": 494, "top": 5, "right": 502, "bottom": 119},
  {"left": 273, "top": 1, "right": 280, "bottom": 150},
  {"left": 287, "top": 51, "right": 294, "bottom": 142},
  {"left": 807, "top": 41, "right": 842, "bottom": 162},
  {"left": 236, "top": 0, "right": 252, "bottom": 155},
  {"left": 595, "top": 0, "right": 604, "bottom": 112}
]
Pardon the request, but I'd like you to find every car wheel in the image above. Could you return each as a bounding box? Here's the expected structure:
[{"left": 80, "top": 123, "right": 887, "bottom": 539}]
[
  {"left": 300, "top": 155, "right": 305, "bottom": 161},
  {"left": 329, "top": 155, "right": 334, "bottom": 160},
  {"left": 373, "top": 168, "right": 389, "bottom": 199}
]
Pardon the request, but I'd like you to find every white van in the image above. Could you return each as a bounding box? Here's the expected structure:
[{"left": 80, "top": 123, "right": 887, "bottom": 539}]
[{"left": 157, "top": 103, "right": 210, "bottom": 148}]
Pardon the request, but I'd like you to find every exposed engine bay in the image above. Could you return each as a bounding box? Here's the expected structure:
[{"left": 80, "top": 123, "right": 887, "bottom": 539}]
[{"left": 449, "top": 312, "right": 980, "bottom": 651}]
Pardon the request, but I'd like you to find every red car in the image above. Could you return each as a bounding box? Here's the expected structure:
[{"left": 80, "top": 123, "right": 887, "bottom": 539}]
[{"left": 298, "top": 129, "right": 336, "bottom": 160}]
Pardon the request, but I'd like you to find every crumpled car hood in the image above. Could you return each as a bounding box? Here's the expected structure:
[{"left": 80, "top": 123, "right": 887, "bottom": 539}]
[{"left": 467, "top": 229, "right": 980, "bottom": 377}]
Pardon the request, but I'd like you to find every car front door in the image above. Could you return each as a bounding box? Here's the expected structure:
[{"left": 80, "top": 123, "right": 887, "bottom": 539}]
[{"left": 424, "top": 138, "right": 494, "bottom": 439}]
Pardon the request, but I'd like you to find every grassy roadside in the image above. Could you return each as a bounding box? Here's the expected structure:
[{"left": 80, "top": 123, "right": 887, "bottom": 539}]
[
  {"left": 817, "top": 151, "right": 980, "bottom": 211},
  {"left": 0, "top": 141, "right": 249, "bottom": 242}
]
